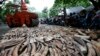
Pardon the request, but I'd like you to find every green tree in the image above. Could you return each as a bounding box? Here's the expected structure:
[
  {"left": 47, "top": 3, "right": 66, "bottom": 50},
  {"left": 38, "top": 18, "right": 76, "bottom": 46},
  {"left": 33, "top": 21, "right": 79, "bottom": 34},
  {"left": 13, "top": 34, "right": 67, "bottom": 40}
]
[
  {"left": 50, "top": 0, "right": 91, "bottom": 17},
  {"left": 41, "top": 7, "right": 48, "bottom": 18},
  {"left": 0, "top": 1, "right": 18, "bottom": 23},
  {"left": 25, "top": 0, "right": 29, "bottom": 3},
  {"left": 49, "top": 6, "right": 61, "bottom": 17}
]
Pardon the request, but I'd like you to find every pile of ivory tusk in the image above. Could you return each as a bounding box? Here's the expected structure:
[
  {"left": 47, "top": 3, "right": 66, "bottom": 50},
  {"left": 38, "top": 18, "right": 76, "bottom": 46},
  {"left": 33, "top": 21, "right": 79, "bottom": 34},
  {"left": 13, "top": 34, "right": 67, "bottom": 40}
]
[{"left": 0, "top": 24, "right": 100, "bottom": 56}]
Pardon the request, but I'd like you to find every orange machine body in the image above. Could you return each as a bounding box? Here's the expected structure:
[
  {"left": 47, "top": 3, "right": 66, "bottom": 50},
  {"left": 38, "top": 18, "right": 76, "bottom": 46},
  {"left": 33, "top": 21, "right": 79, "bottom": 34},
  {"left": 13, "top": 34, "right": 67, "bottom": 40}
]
[{"left": 6, "top": 0, "right": 38, "bottom": 27}]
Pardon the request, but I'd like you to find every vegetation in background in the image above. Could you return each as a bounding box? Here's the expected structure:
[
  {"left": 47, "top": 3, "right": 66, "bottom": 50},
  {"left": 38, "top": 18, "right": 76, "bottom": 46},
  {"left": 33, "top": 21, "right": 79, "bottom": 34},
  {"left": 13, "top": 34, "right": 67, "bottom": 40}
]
[
  {"left": 49, "top": 0, "right": 91, "bottom": 17},
  {"left": 25, "top": 0, "right": 29, "bottom": 3},
  {"left": 0, "top": 1, "right": 15, "bottom": 23},
  {"left": 41, "top": 7, "right": 48, "bottom": 18},
  {"left": 1, "top": 0, "right": 99, "bottom": 23}
]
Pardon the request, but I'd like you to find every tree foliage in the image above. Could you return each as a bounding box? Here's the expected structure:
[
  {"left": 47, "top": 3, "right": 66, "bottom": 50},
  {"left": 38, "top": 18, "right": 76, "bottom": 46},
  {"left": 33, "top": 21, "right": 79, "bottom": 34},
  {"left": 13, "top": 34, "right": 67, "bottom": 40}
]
[
  {"left": 41, "top": 7, "right": 48, "bottom": 18},
  {"left": 49, "top": 0, "right": 91, "bottom": 17},
  {"left": 25, "top": 0, "right": 29, "bottom": 4},
  {"left": 49, "top": 6, "right": 60, "bottom": 17},
  {"left": 0, "top": 1, "right": 16, "bottom": 23},
  {"left": 54, "top": 0, "right": 91, "bottom": 8}
]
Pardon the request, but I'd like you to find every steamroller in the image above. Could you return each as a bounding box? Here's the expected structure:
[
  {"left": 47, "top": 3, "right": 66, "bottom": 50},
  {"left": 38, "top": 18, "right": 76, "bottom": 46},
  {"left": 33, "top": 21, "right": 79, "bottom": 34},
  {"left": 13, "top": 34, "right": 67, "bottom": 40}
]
[{"left": 6, "top": 0, "right": 39, "bottom": 28}]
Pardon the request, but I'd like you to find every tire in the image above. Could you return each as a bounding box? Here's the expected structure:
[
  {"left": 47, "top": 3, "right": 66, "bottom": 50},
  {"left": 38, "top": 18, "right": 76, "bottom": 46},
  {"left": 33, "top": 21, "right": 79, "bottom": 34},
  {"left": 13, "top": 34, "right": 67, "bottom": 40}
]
[
  {"left": 8, "top": 24, "right": 14, "bottom": 28},
  {"left": 32, "top": 19, "right": 39, "bottom": 27},
  {"left": 6, "top": 19, "right": 14, "bottom": 28}
]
